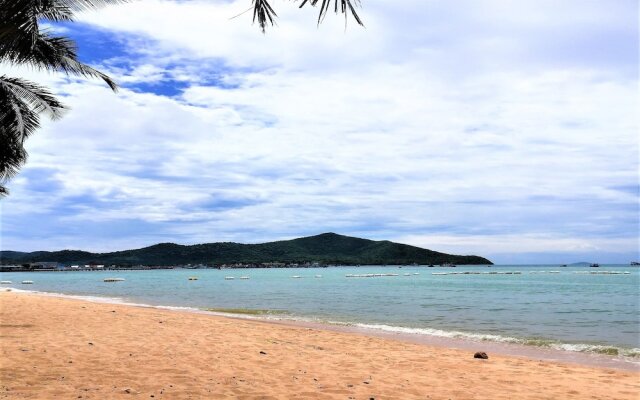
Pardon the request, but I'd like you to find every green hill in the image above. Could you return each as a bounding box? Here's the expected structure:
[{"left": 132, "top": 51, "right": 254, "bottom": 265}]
[{"left": 1, "top": 233, "right": 492, "bottom": 266}]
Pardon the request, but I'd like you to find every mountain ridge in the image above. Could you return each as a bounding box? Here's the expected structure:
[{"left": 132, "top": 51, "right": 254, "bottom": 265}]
[{"left": 1, "top": 233, "right": 492, "bottom": 266}]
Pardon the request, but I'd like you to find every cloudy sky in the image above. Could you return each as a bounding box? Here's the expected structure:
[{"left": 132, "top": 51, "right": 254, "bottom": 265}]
[{"left": 1, "top": 0, "right": 638, "bottom": 263}]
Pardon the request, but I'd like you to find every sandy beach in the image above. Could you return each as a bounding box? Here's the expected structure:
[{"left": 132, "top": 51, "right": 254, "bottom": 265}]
[{"left": 0, "top": 292, "right": 638, "bottom": 399}]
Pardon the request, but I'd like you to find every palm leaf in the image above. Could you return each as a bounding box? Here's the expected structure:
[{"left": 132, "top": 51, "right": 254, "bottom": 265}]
[
  {"left": 252, "top": 0, "right": 364, "bottom": 31},
  {"left": 0, "top": 76, "right": 66, "bottom": 123},
  {"left": 1, "top": 32, "right": 118, "bottom": 91},
  {"left": 298, "top": 0, "right": 363, "bottom": 27},
  {"left": 0, "top": 75, "right": 66, "bottom": 195},
  {"left": 252, "top": 0, "right": 278, "bottom": 33}
]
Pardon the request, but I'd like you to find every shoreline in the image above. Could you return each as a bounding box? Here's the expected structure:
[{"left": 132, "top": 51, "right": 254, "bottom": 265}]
[
  {"left": 1, "top": 291, "right": 639, "bottom": 399},
  {"left": 4, "top": 287, "right": 638, "bottom": 372}
]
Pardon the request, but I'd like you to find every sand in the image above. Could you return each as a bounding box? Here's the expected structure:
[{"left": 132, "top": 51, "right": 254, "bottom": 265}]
[{"left": 1, "top": 292, "right": 638, "bottom": 399}]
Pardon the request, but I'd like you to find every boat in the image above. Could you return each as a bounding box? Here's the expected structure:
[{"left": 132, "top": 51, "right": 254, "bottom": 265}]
[
  {"left": 21, "top": 280, "right": 34, "bottom": 284},
  {"left": 188, "top": 277, "right": 198, "bottom": 281},
  {"left": 590, "top": 263, "right": 600, "bottom": 268},
  {"left": 0, "top": 281, "right": 12, "bottom": 284},
  {"left": 224, "top": 276, "right": 235, "bottom": 280},
  {"left": 103, "top": 278, "right": 125, "bottom": 282}
]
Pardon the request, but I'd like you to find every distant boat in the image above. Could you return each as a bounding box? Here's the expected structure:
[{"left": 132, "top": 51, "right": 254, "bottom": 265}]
[
  {"left": 590, "top": 263, "right": 600, "bottom": 268},
  {"left": 188, "top": 277, "right": 198, "bottom": 281},
  {"left": 103, "top": 278, "right": 125, "bottom": 282},
  {"left": 21, "top": 280, "right": 34, "bottom": 284}
]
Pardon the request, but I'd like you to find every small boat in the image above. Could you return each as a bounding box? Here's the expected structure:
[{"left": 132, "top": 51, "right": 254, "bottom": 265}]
[
  {"left": 103, "top": 278, "right": 125, "bottom": 282},
  {"left": 224, "top": 276, "right": 235, "bottom": 280},
  {"left": 188, "top": 277, "right": 198, "bottom": 281},
  {"left": 21, "top": 280, "right": 34, "bottom": 284},
  {"left": 590, "top": 263, "right": 600, "bottom": 268},
  {"left": 239, "top": 276, "right": 250, "bottom": 280},
  {"left": 0, "top": 280, "right": 12, "bottom": 284}
]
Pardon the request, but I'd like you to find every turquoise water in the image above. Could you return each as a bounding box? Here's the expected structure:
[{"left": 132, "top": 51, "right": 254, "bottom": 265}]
[{"left": 2, "top": 265, "right": 639, "bottom": 358}]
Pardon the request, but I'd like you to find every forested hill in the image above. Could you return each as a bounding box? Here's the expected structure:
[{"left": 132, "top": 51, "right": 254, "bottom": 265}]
[{"left": 1, "top": 233, "right": 492, "bottom": 266}]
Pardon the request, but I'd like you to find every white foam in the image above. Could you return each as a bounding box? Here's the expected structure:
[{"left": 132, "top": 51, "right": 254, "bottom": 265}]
[
  {"left": 349, "top": 322, "right": 640, "bottom": 361},
  {"left": 352, "top": 323, "right": 522, "bottom": 343}
]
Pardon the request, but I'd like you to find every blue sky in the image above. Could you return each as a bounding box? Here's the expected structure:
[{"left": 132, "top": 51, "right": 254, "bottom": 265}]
[{"left": 1, "top": 0, "right": 638, "bottom": 263}]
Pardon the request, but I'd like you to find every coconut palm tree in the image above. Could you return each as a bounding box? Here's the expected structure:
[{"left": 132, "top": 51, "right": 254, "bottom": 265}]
[
  {"left": 0, "top": 0, "right": 363, "bottom": 196},
  {"left": 0, "top": 0, "right": 123, "bottom": 196}
]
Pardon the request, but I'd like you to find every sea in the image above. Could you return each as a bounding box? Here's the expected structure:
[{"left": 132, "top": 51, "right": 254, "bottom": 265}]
[{"left": 2, "top": 265, "right": 639, "bottom": 364}]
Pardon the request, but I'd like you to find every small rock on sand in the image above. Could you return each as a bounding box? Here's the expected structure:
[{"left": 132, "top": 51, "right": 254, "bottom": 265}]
[{"left": 474, "top": 352, "right": 489, "bottom": 359}]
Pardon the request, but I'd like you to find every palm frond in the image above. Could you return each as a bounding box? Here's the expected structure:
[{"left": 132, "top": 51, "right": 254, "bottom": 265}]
[
  {"left": 0, "top": 88, "right": 34, "bottom": 186},
  {"left": 251, "top": 0, "right": 363, "bottom": 31},
  {"left": 1, "top": 32, "right": 118, "bottom": 91},
  {"left": 0, "top": 76, "right": 67, "bottom": 123},
  {"left": 298, "top": 0, "right": 363, "bottom": 27},
  {"left": 0, "top": 0, "right": 119, "bottom": 90},
  {"left": 0, "top": 128, "right": 29, "bottom": 182},
  {"left": 49, "top": 0, "right": 129, "bottom": 12},
  {"left": 0, "top": 75, "right": 66, "bottom": 192},
  {"left": 252, "top": 0, "right": 278, "bottom": 33}
]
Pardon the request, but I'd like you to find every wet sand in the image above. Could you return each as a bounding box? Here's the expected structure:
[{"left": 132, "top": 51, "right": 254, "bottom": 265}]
[{"left": 1, "top": 292, "right": 638, "bottom": 399}]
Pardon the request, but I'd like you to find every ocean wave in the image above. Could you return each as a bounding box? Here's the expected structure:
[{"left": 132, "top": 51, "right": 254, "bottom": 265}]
[{"left": 350, "top": 322, "right": 640, "bottom": 360}]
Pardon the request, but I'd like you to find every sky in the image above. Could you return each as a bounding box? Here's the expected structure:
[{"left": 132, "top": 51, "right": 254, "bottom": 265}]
[{"left": 1, "top": 0, "right": 638, "bottom": 264}]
